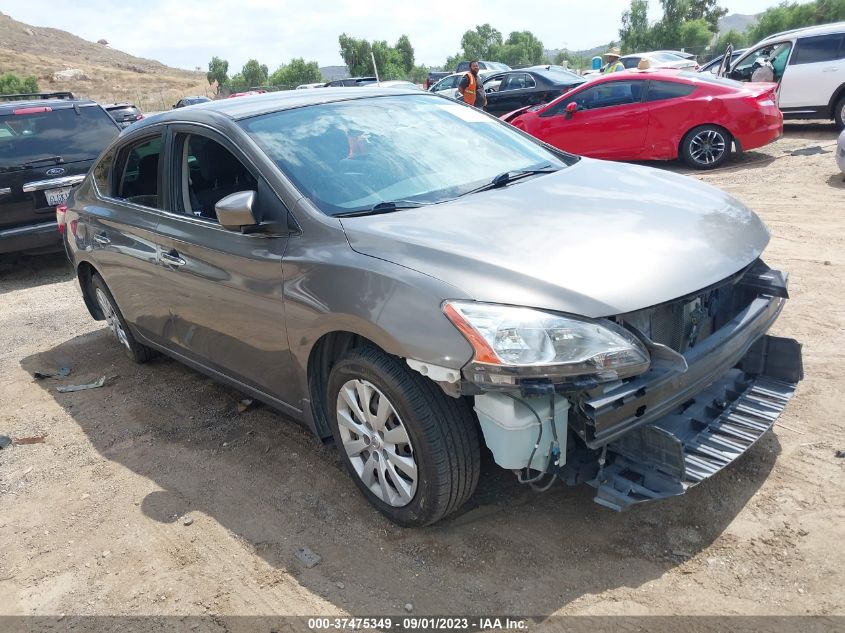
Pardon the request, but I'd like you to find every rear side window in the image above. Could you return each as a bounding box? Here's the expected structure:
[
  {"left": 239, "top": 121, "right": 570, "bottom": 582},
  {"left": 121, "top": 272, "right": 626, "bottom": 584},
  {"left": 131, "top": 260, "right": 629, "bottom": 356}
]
[
  {"left": 569, "top": 80, "right": 645, "bottom": 110},
  {"left": 647, "top": 81, "right": 696, "bottom": 102},
  {"left": 93, "top": 149, "right": 115, "bottom": 195},
  {"left": 115, "top": 135, "right": 163, "bottom": 209},
  {"left": 0, "top": 105, "right": 118, "bottom": 171},
  {"left": 791, "top": 34, "right": 844, "bottom": 65}
]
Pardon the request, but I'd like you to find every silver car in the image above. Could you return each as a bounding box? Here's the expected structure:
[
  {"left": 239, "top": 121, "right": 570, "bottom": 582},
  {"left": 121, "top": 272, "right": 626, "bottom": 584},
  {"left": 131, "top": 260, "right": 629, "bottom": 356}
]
[{"left": 63, "top": 89, "right": 803, "bottom": 526}]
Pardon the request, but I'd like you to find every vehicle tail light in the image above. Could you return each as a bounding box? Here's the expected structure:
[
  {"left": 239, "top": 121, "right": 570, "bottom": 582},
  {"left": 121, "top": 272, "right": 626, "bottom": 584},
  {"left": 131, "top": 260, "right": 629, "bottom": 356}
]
[{"left": 56, "top": 204, "right": 67, "bottom": 234}]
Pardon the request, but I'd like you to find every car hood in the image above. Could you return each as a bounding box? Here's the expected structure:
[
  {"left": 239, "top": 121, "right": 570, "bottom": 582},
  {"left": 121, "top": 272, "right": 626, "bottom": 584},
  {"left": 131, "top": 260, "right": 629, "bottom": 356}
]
[{"left": 341, "top": 158, "right": 769, "bottom": 318}]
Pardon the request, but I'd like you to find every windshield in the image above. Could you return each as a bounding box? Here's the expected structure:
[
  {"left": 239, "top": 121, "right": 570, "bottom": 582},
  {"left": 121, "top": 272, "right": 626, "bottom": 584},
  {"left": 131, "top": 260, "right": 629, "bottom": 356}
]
[
  {"left": 239, "top": 94, "right": 573, "bottom": 215},
  {"left": 0, "top": 105, "right": 118, "bottom": 171}
]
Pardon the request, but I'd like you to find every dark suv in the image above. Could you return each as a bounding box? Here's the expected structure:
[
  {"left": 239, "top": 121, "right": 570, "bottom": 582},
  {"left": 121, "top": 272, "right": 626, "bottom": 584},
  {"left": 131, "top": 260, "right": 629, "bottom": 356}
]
[
  {"left": 0, "top": 92, "right": 120, "bottom": 254},
  {"left": 104, "top": 103, "right": 144, "bottom": 129}
]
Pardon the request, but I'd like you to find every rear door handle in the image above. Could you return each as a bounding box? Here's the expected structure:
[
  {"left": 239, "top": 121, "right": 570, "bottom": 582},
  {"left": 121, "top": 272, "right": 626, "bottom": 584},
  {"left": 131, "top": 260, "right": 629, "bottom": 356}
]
[
  {"left": 160, "top": 250, "right": 186, "bottom": 267},
  {"left": 93, "top": 233, "right": 111, "bottom": 245}
]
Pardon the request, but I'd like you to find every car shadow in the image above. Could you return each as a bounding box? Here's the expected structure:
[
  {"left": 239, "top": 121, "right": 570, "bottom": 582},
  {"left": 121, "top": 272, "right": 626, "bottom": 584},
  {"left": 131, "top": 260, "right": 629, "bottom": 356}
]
[
  {"left": 827, "top": 173, "right": 845, "bottom": 189},
  {"left": 0, "top": 251, "right": 73, "bottom": 295},
  {"left": 20, "top": 330, "right": 781, "bottom": 615}
]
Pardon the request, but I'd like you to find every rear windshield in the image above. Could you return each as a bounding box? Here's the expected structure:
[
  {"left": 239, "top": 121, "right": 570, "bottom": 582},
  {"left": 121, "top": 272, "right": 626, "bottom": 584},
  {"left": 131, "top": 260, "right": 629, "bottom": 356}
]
[
  {"left": 679, "top": 71, "right": 745, "bottom": 88},
  {"left": 0, "top": 105, "right": 119, "bottom": 171}
]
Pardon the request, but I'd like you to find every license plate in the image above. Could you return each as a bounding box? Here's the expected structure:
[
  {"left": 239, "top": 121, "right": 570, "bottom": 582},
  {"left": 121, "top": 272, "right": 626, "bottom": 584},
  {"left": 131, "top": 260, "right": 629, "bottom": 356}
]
[{"left": 45, "top": 186, "right": 71, "bottom": 206}]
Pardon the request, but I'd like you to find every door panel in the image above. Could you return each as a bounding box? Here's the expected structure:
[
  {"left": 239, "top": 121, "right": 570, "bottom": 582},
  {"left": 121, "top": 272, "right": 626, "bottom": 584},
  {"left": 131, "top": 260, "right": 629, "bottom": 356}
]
[
  {"left": 85, "top": 132, "right": 170, "bottom": 345},
  {"left": 536, "top": 82, "right": 649, "bottom": 158},
  {"left": 155, "top": 127, "right": 298, "bottom": 406},
  {"left": 780, "top": 34, "right": 844, "bottom": 108},
  {"left": 154, "top": 217, "right": 294, "bottom": 401}
]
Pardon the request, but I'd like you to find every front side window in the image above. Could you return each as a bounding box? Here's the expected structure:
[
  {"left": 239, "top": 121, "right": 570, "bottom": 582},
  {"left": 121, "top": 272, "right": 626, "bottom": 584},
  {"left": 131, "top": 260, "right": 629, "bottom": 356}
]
[
  {"left": 239, "top": 94, "right": 573, "bottom": 215},
  {"left": 115, "top": 135, "right": 163, "bottom": 209},
  {"left": 791, "top": 34, "right": 844, "bottom": 65},
  {"left": 567, "top": 80, "right": 644, "bottom": 110},
  {"left": 500, "top": 73, "right": 536, "bottom": 91},
  {"left": 621, "top": 57, "right": 641, "bottom": 69},
  {"left": 177, "top": 134, "right": 258, "bottom": 221}
]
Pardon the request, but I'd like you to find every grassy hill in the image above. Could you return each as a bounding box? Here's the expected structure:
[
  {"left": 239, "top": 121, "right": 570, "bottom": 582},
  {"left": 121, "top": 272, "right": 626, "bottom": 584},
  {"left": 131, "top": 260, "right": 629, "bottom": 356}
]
[{"left": 0, "top": 11, "right": 208, "bottom": 111}]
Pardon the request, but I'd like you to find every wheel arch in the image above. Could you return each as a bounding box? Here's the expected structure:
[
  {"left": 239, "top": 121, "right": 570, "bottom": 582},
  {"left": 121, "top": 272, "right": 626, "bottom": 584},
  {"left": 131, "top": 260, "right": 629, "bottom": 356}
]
[
  {"left": 827, "top": 82, "right": 845, "bottom": 117},
  {"left": 76, "top": 260, "right": 105, "bottom": 321},
  {"left": 306, "top": 330, "right": 383, "bottom": 440}
]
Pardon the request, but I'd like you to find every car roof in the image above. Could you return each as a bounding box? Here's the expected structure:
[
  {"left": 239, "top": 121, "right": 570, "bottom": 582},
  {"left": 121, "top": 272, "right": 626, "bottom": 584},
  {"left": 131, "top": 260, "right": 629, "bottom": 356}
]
[
  {"left": 131, "top": 87, "right": 426, "bottom": 127},
  {"left": 0, "top": 98, "right": 97, "bottom": 114},
  {"left": 761, "top": 20, "right": 845, "bottom": 42}
]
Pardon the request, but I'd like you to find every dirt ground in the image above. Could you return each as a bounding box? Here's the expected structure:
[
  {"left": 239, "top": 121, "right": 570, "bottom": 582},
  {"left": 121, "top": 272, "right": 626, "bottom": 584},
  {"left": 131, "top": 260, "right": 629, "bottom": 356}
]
[{"left": 0, "top": 122, "right": 843, "bottom": 621}]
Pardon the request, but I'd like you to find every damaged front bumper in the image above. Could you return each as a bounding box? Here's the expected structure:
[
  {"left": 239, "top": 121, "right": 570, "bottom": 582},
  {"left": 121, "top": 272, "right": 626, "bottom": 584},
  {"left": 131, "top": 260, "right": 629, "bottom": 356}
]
[{"left": 581, "top": 290, "right": 803, "bottom": 510}]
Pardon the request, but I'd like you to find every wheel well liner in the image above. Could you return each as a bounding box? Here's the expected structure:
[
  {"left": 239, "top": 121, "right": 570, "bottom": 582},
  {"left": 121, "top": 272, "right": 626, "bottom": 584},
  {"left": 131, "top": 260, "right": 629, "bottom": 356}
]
[
  {"left": 76, "top": 261, "right": 105, "bottom": 321},
  {"left": 829, "top": 83, "right": 845, "bottom": 116},
  {"left": 307, "top": 331, "right": 377, "bottom": 439}
]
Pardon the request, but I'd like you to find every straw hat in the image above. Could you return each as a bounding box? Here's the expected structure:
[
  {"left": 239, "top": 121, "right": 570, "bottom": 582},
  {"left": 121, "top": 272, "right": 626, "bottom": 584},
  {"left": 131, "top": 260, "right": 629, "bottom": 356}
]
[
  {"left": 637, "top": 58, "right": 651, "bottom": 70},
  {"left": 605, "top": 47, "right": 622, "bottom": 59}
]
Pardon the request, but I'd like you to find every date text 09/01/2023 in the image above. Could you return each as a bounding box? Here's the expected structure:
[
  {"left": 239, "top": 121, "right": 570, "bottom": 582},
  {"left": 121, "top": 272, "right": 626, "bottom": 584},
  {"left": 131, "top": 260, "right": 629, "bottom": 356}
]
[{"left": 307, "top": 617, "right": 529, "bottom": 630}]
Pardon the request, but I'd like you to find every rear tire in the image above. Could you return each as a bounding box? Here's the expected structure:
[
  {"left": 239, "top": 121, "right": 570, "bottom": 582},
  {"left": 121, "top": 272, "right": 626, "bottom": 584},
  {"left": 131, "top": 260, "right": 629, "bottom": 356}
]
[
  {"left": 326, "top": 346, "right": 480, "bottom": 527},
  {"left": 91, "top": 273, "right": 156, "bottom": 364},
  {"left": 681, "top": 125, "right": 732, "bottom": 169},
  {"left": 834, "top": 95, "right": 845, "bottom": 131}
]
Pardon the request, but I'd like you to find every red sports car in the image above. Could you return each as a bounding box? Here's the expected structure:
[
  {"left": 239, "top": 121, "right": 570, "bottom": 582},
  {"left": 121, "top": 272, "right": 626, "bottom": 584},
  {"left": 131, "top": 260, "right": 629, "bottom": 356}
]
[{"left": 503, "top": 69, "right": 782, "bottom": 169}]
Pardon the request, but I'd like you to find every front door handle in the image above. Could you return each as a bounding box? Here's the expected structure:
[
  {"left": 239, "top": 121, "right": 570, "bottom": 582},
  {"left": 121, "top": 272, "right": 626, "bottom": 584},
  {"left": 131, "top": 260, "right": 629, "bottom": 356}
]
[
  {"left": 93, "top": 233, "right": 111, "bottom": 245},
  {"left": 160, "top": 250, "right": 186, "bottom": 267}
]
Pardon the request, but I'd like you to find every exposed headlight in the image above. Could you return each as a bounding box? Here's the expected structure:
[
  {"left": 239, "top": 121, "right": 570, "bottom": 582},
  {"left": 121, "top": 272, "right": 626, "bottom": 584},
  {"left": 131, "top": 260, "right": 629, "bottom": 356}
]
[{"left": 443, "top": 301, "right": 650, "bottom": 382}]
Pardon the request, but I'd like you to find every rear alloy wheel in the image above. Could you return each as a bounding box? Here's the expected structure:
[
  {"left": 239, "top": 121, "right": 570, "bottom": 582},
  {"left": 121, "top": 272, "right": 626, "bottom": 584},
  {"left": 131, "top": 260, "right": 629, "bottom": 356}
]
[
  {"left": 91, "top": 273, "right": 156, "bottom": 364},
  {"left": 834, "top": 95, "right": 845, "bottom": 131},
  {"left": 681, "top": 125, "right": 731, "bottom": 169},
  {"left": 326, "top": 346, "right": 480, "bottom": 526}
]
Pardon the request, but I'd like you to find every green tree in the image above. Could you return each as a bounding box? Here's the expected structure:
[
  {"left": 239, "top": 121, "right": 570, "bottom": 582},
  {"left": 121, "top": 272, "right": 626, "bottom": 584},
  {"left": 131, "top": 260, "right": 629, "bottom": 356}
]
[
  {"left": 395, "top": 34, "right": 415, "bottom": 73},
  {"left": 620, "top": 0, "right": 654, "bottom": 53},
  {"left": 460, "top": 24, "right": 503, "bottom": 60},
  {"left": 496, "top": 31, "right": 545, "bottom": 66},
  {"left": 687, "top": 0, "right": 728, "bottom": 31},
  {"left": 678, "top": 18, "right": 715, "bottom": 51},
  {"left": 0, "top": 72, "right": 38, "bottom": 94},
  {"left": 206, "top": 56, "right": 229, "bottom": 94},
  {"left": 338, "top": 33, "right": 420, "bottom": 80},
  {"left": 339, "top": 33, "right": 374, "bottom": 76},
  {"left": 240, "top": 59, "right": 268, "bottom": 88},
  {"left": 712, "top": 28, "right": 748, "bottom": 57},
  {"left": 747, "top": 0, "right": 845, "bottom": 42},
  {"left": 269, "top": 58, "right": 323, "bottom": 87},
  {"left": 229, "top": 73, "right": 246, "bottom": 90}
]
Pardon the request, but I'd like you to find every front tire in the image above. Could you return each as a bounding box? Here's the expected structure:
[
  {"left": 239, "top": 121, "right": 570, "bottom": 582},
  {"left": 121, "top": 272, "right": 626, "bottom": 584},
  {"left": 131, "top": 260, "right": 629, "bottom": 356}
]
[
  {"left": 91, "top": 273, "right": 156, "bottom": 364},
  {"left": 326, "top": 347, "right": 480, "bottom": 527},
  {"left": 681, "top": 125, "right": 731, "bottom": 169},
  {"left": 834, "top": 95, "right": 845, "bottom": 131}
]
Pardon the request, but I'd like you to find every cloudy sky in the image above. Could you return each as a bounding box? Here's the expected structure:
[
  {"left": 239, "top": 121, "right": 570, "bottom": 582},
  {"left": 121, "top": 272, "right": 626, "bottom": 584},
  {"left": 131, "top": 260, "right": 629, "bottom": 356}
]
[{"left": 3, "top": 0, "right": 776, "bottom": 71}]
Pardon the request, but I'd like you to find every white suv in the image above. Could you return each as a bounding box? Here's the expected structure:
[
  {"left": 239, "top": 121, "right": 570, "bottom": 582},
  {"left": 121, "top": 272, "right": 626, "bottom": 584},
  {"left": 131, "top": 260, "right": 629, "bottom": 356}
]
[{"left": 726, "top": 22, "right": 845, "bottom": 129}]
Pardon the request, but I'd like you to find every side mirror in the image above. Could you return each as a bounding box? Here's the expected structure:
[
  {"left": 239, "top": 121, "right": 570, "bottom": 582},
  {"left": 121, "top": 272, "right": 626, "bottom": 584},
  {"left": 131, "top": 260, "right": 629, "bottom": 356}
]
[
  {"left": 172, "top": 104, "right": 178, "bottom": 109},
  {"left": 215, "top": 190, "right": 258, "bottom": 231},
  {"left": 565, "top": 102, "right": 578, "bottom": 119}
]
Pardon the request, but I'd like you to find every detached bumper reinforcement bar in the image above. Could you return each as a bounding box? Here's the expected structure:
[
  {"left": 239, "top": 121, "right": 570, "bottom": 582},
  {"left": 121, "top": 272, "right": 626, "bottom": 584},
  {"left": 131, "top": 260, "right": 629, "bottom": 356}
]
[{"left": 588, "top": 335, "right": 802, "bottom": 511}]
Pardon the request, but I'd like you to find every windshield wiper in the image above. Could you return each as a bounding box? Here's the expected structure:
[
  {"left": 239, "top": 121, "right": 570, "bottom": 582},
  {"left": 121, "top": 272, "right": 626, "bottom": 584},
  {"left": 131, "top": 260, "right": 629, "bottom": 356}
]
[
  {"left": 334, "top": 200, "right": 430, "bottom": 218},
  {"left": 459, "top": 164, "right": 559, "bottom": 197}
]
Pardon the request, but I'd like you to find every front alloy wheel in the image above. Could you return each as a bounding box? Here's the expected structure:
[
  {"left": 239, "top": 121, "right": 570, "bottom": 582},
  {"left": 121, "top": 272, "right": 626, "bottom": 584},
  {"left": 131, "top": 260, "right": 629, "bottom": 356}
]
[
  {"left": 326, "top": 346, "right": 480, "bottom": 526},
  {"left": 336, "top": 379, "right": 417, "bottom": 507},
  {"left": 682, "top": 125, "right": 731, "bottom": 169}
]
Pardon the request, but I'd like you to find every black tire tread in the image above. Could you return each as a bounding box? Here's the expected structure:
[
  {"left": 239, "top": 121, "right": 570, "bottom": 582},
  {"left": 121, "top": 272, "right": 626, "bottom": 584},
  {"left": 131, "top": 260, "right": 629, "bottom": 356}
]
[
  {"left": 680, "top": 124, "right": 732, "bottom": 170},
  {"left": 834, "top": 95, "right": 845, "bottom": 130},
  {"left": 329, "top": 346, "right": 480, "bottom": 526}
]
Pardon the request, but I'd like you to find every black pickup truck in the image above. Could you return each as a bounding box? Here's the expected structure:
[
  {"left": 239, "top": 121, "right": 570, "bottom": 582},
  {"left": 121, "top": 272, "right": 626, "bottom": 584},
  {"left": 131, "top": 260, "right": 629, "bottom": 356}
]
[{"left": 0, "top": 92, "right": 120, "bottom": 254}]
